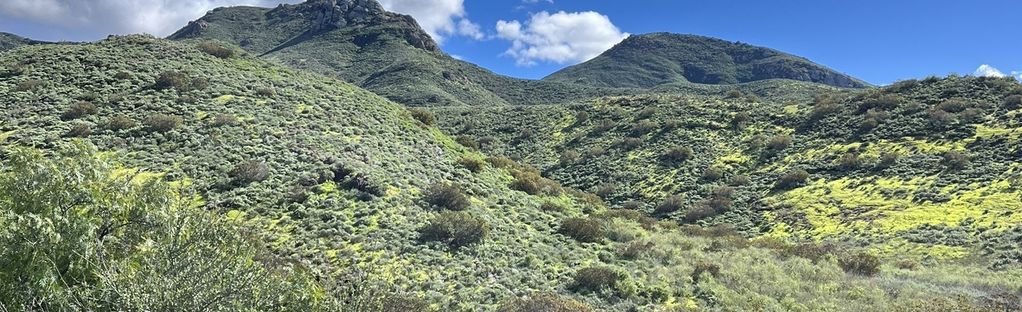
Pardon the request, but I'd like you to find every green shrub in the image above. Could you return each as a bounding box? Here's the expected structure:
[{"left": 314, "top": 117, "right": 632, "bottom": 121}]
[
  {"left": 683, "top": 205, "right": 717, "bottom": 223},
  {"left": 728, "top": 174, "right": 750, "bottom": 186},
  {"left": 211, "top": 113, "right": 238, "bottom": 127},
  {"left": 14, "top": 79, "right": 43, "bottom": 92},
  {"left": 510, "top": 169, "right": 560, "bottom": 195},
  {"left": 618, "top": 241, "right": 654, "bottom": 259},
  {"left": 144, "top": 114, "right": 182, "bottom": 133},
  {"left": 635, "top": 107, "right": 656, "bottom": 120},
  {"left": 877, "top": 152, "right": 899, "bottom": 169},
  {"left": 943, "top": 151, "right": 969, "bottom": 170},
  {"left": 457, "top": 157, "right": 485, "bottom": 173},
  {"left": 838, "top": 251, "right": 881, "bottom": 276},
  {"left": 408, "top": 108, "right": 435, "bottom": 125},
  {"left": 540, "top": 201, "right": 564, "bottom": 212},
  {"left": 927, "top": 108, "right": 954, "bottom": 129},
  {"left": 1003, "top": 94, "right": 1022, "bottom": 110},
  {"left": 629, "top": 120, "right": 657, "bottom": 136},
  {"left": 419, "top": 211, "right": 489, "bottom": 249},
  {"left": 154, "top": 71, "right": 190, "bottom": 90},
  {"left": 498, "top": 292, "right": 595, "bottom": 312},
  {"left": 573, "top": 111, "right": 590, "bottom": 124},
  {"left": 664, "top": 146, "right": 693, "bottom": 163},
  {"left": 558, "top": 150, "right": 579, "bottom": 166},
  {"left": 571, "top": 267, "right": 623, "bottom": 292},
  {"left": 229, "top": 161, "right": 270, "bottom": 185},
  {"left": 113, "top": 71, "right": 132, "bottom": 80},
  {"left": 766, "top": 134, "right": 792, "bottom": 151},
  {"left": 61, "top": 101, "right": 98, "bottom": 120},
  {"left": 618, "top": 137, "right": 643, "bottom": 150},
  {"left": 105, "top": 115, "right": 135, "bottom": 130},
  {"left": 65, "top": 123, "right": 92, "bottom": 138},
  {"left": 691, "top": 261, "right": 721, "bottom": 283},
  {"left": 595, "top": 183, "right": 616, "bottom": 199},
  {"left": 422, "top": 183, "right": 470, "bottom": 211},
  {"left": 837, "top": 153, "right": 861, "bottom": 171},
  {"left": 558, "top": 217, "right": 604, "bottom": 243},
  {"left": 859, "top": 94, "right": 902, "bottom": 112},
  {"left": 702, "top": 166, "right": 724, "bottom": 181},
  {"left": 654, "top": 195, "right": 685, "bottom": 215},
  {"left": 196, "top": 41, "right": 236, "bottom": 59},
  {"left": 779, "top": 242, "right": 836, "bottom": 263},
  {"left": 775, "top": 169, "right": 809, "bottom": 190},
  {"left": 592, "top": 120, "right": 614, "bottom": 133},
  {"left": 937, "top": 99, "right": 969, "bottom": 113},
  {"left": 808, "top": 96, "right": 841, "bottom": 122},
  {"left": 341, "top": 172, "right": 385, "bottom": 197},
  {"left": 455, "top": 135, "right": 479, "bottom": 150},
  {"left": 725, "top": 89, "right": 743, "bottom": 99},
  {"left": 487, "top": 156, "right": 516, "bottom": 169},
  {"left": 255, "top": 87, "right": 276, "bottom": 97},
  {"left": 731, "top": 111, "right": 750, "bottom": 129}
]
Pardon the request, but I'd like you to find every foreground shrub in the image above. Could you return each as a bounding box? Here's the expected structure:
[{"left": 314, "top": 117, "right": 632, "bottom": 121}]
[
  {"left": 839, "top": 251, "right": 881, "bottom": 276},
  {"left": 571, "top": 267, "right": 623, "bottom": 293},
  {"left": 229, "top": 161, "right": 270, "bottom": 185},
  {"left": 498, "top": 293, "right": 594, "bottom": 312},
  {"left": 422, "top": 183, "right": 470, "bottom": 211},
  {"left": 196, "top": 41, "right": 236, "bottom": 59},
  {"left": 408, "top": 108, "right": 435, "bottom": 125},
  {"left": 654, "top": 195, "right": 685, "bottom": 215},
  {"left": 558, "top": 217, "right": 604, "bottom": 243},
  {"left": 0, "top": 143, "right": 323, "bottom": 311},
  {"left": 775, "top": 169, "right": 809, "bottom": 190},
  {"left": 144, "top": 114, "right": 182, "bottom": 133},
  {"left": 61, "top": 101, "right": 98, "bottom": 120},
  {"left": 419, "top": 211, "right": 490, "bottom": 249}
]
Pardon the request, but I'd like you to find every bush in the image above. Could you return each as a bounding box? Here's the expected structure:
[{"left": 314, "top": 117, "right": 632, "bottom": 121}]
[
  {"left": 725, "top": 89, "right": 743, "bottom": 99},
  {"left": 683, "top": 205, "right": 717, "bottom": 223},
  {"left": 779, "top": 242, "right": 836, "bottom": 263},
  {"left": 691, "top": 261, "right": 721, "bottom": 283},
  {"left": 113, "top": 71, "right": 132, "bottom": 80},
  {"left": 105, "top": 115, "right": 135, "bottom": 131},
  {"left": 943, "top": 151, "right": 969, "bottom": 170},
  {"left": 229, "top": 161, "right": 270, "bottom": 185},
  {"left": 457, "top": 157, "right": 485, "bottom": 173},
  {"left": 837, "top": 153, "right": 861, "bottom": 171},
  {"left": 927, "top": 108, "right": 954, "bottom": 129},
  {"left": 808, "top": 96, "right": 841, "bottom": 122},
  {"left": 839, "top": 251, "right": 881, "bottom": 276},
  {"left": 618, "top": 241, "right": 654, "bottom": 259},
  {"left": 775, "top": 169, "right": 809, "bottom": 190},
  {"left": 859, "top": 94, "right": 901, "bottom": 112},
  {"left": 877, "top": 152, "right": 899, "bottom": 169},
  {"left": 487, "top": 156, "right": 516, "bottom": 169},
  {"left": 196, "top": 41, "right": 236, "bottom": 59},
  {"left": 419, "top": 211, "right": 489, "bottom": 249},
  {"left": 702, "top": 166, "right": 724, "bottom": 181},
  {"left": 408, "top": 108, "right": 435, "bottom": 125},
  {"left": 654, "top": 195, "right": 685, "bottom": 215},
  {"left": 595, "top": 183, "right": 616, "bottom": 199},
  {"left": 937, "top": 99, "right": 968, "bottom": 113},
  {"left": 211, "top": 113, "right": 238, "bottom": 127},
  {"left": 635, "top": 107, "right": 656, "bottom": 120},
  {"left": 592, "top": 120, "right": 614, "bottom": 133},
  {"left": 144, "top": 114, "right": 182, "bottom": 133},
  {"left": 255, "top": 87, "right": 276, "bottom": 97},
  {"left": 498, "top": 292, "right": 595, "bottom": 312},
  {"left": 14, "top": 79, "right": 43, "bottom": 92},
  {"left": 154, "top": 71, "right": 189, "bottom": 90},
  {"left": 61, "top": 101, "right": 98, "bottom": 120},
  {"left": 766, "top": 135, "right": 793, "bottom": 151},
  {"left": 728, "top": 174, "right": 750, "bottom": 186},
  {"left": 342, "top": 172, "right": 385, "bottom": 197},
  {"left": 65, "top": 123, "right": 92, "bottom": 138},
  {"left": 732, "top": 112, "right": 750, "bottom": 129},
  {"left": 571, "top": 267, "right": 623, "bottom": 292},
  {"left": 664, "top": 146, "right": 693, "bottom": 163},
  {"left": 558, "top": 150, "right": 579, "bottom": 166},
  {"left": 455, "top": 135, "right": 479, "bottom": 150},
  {"left": 510, "top": 169, "right": 560, "bottom": 195},
  {"left": 422, "top": 183, "right": 470, "bottom": 211},
  {"left": 629, "top": 120, "right": 657, "bottom": 136},
  {"left": 1003, "top": 94, "right": 1022, "bottom": 110},
  {"left": 573, "top": 111, "right": 590, "bottom": 124},
  {"left": 617, "top": 137, "right": 643, "bottom": 150},
  {"left": 558, "top": 217, "right": 604, "bottom": 243}
]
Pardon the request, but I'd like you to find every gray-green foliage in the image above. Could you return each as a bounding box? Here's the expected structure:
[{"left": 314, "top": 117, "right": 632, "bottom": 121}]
[{"left": 0, "top": 142, "right": 324, "bottom": 311}]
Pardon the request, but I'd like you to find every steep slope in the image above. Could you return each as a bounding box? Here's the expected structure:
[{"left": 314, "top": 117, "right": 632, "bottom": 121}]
[
  {"left": 5, "top": 36, "right": 1020, "bottom": 311},
  {"left": 168, "top": 0, "right": 633, "bottom": 106},
  {"left": 544, "top": 33, "right": 869, "bottom": 89},
  {"left": 436, "top": 76, "right": 1022, "bottom": 268},
  {"left": 0, "top": 32, "right": 40, "bottom": 52}
]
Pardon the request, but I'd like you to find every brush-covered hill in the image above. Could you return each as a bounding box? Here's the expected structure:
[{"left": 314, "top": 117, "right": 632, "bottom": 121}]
[
  {"left": 436, "top": 76, "right": 1022, "bottom": 271},
  {"left": 544, "top": 33, "right": 870, "bottom": 89},
  {"left": 5, "top": 36, "right": 1020, "bottom": 311},
  {"left": 0, "top": 32, "right": 40, "bottom": 52},
  {"left": 168, "top": 0, "right": 634, "bottom": 106}
]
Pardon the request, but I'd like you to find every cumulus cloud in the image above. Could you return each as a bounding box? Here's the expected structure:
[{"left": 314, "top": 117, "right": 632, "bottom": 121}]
[
  {"left": 1012, "top": 71, "right": 1022, "bottom": 81},
  {"left": 0, "top": 0, "right": 301, "bottom": 38},
  {"left": 496, "top": 11, "right": 628, "bottom": 66},
  {"left": 377, "top": 0, "right": 481, "bottom": 43},
  {"left": 973, "top": 64, "right": 1007, "bottom": 78}
]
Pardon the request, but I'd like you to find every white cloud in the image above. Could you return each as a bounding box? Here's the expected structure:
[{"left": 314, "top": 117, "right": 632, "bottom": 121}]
[
  {"left": 974, "top": 64, "right": 1007, "bottom": 78},
  {"left": 496, "top": 11, "right": 628, "bottom": 66},
  {"left": 377, "top": 0, "right": 481, "bottom": 43},
  {"left": 0, "top": 0, "right": 301, "bottom": 38},
  {"left": 1012, "top": 70, "right": 1022, "bottom": 81}
]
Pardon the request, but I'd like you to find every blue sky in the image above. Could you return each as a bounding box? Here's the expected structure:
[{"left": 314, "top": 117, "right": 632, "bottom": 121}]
[{"left": 2, "top": 0, "right": 1019, "bottom": 85}]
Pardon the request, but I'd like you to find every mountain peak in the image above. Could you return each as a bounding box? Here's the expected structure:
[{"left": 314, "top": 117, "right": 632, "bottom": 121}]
[{"left": 545, "top": 32, "right": 869, "bottom": 89}]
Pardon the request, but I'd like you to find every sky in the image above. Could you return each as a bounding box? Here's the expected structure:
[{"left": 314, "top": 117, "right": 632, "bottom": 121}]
[{"left": 1, "top": 0, "right": 1019, "bottom": 85}]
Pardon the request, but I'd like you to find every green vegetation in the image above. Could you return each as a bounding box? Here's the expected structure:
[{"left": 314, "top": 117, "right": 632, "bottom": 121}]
[{"left": 545, "top": 33, "right": 869, "bottom": 88}]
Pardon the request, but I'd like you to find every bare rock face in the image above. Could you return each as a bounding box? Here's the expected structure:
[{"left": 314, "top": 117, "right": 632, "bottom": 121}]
[{"left": 302, "top": 0, "right": 386, "bottom": 31}]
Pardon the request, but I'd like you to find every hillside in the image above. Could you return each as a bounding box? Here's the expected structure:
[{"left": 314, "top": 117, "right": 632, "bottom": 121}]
[
  {"left": 168, "top": 0, "right": 634, "bottom": 106},
  {"left": 436, "top": 76, "right": 1022, "bottom": 270},
  {"left": 0, "top": 32, "right": 39, "bottom": 52},
  {"left": 544, "top": 33, "right": 869, "bottom": 89},
  {"left": 4, "top": 36, "right": 1021, "bottom": 311}
]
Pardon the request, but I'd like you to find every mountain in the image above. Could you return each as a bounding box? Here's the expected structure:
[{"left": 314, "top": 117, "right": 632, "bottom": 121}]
[
  {"left": 168, "top": 0, "right": 634, "bottom": 106},
  {"left": 544, "top": 33, "right": 870, "bottom": 89},
  {"left": 5, "top": 34, "right": 1020, "bottom": 311}
]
